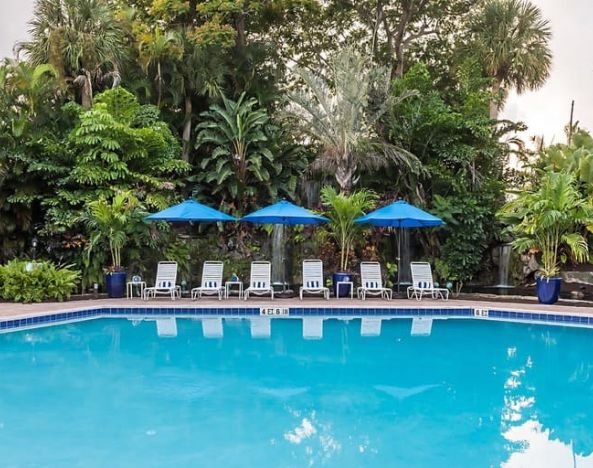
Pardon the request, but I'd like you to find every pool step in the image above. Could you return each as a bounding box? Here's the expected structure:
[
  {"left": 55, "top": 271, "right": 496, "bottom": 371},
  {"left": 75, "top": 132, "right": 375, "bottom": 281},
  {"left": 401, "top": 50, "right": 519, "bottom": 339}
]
[
  {"left": 302, "top": 317, "right": 324, "bottom": 339},
  {"left": 411, "top": 317, "right": 433, "bottom": 336}
]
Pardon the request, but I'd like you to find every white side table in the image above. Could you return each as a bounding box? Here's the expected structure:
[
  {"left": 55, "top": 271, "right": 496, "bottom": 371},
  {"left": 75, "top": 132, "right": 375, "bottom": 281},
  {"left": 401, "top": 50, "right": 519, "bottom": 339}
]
[
  {"left": 127, "top": 281, "right": 146, "bottom": 299},
  {"left": 336, "top": 281, "right": 354, "bottom": 299},
  {"left": 225, "top": 281, "right": 243, "bottom": 299}
]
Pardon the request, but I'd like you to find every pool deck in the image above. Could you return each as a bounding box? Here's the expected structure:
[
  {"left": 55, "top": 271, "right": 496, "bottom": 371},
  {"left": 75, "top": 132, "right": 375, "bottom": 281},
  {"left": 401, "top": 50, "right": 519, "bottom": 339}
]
[{"left": 0, "top": 296, "right": 591, "bottom": 320}]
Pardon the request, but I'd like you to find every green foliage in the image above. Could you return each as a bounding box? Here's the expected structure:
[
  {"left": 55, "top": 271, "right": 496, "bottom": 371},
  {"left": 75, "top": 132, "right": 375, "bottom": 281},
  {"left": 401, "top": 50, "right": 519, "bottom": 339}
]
[
  {"left": 468, "top": 0, "right": 552, "bottom": 117},
  {"left": 0, "top": 0, "right": 556, "bottom": 292},
  {"left": 83, "top": 191, "right": 147, "bottom": 270},
  {"left": 45, "top": 87, "right": 189, "bottom": 230},
  {"left": 381, "top": 63, "right": 517, "bottom": 289},
  {"left": 195, "top": 93, "right": 307, "bottom": 210},
  {"left": 19, "top": 0, "right": 126, "bottom": 107},
  {"left": 288, "top": 46, "right": 419, "bottom": 194},
  {"left": 432, "top": 194, "right": 492, "bottom": 289},
  {"left": 0, "top": 260, "right": 80, "bottom": 303},
  {"left": 320, "top": 186, "right": 377, "bottom": 271},
  {"left": 499, "top": 172, "right": 593, "bottom": 277},
  {"left": 539, "top": 130, "right": 593, "bottom": 196}
]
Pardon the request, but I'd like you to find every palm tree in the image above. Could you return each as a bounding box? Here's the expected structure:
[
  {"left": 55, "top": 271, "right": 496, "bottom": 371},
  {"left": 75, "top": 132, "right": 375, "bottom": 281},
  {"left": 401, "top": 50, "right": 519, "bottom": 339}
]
[
  {"left": 469, "top": 0, "right": 552, "bottom": 119},
  {"left": 84, "top": 191, "right": 144, "bottom": 270},
  {"left": 287, "top": 46, "right": 418, "bottom": 194},
  {"left": 138, "top": 27, "right": 181, "bottom": 107},
  {"left": 321, "top": 186, "right": 377, "bottom": 272},
  {"left": 4, "top": 61, "right": 58, "bottom": 118},
  {"left": 172, "top": 40, "right": 227, "bottom": 161},
  {"left": 499, "top": 172, "right": 593, "bottom": 278},
  {"left": 18, "top": 0, "right": 125, "bottom": 108}
]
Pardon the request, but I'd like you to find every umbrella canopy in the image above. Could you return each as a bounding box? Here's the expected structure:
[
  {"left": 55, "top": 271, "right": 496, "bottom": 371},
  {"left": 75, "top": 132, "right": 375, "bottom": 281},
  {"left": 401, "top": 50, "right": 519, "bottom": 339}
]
[
  {"left": 355, "top": 200, "right": 444, "bottom": 228},
  {"left": 355, "top": 200, "right": 444, "bottom": 294},
  {"left": 240, "top": 200, "right": 329, "bottom": 225},
  {"left": 144, "top": 199, "right": 236, "bottom": 223}
]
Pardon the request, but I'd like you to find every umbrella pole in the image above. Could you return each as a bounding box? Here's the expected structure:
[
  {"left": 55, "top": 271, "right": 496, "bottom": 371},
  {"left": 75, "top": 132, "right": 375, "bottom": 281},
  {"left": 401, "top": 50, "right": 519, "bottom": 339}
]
[{"left": 397, "top": 227, "right": 401, "bottom": 295}]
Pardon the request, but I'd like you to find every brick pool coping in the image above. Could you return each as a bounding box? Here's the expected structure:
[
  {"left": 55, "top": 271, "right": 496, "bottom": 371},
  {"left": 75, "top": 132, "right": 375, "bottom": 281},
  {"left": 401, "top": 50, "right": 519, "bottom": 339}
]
[{"left": 0, "top": 296, "right": 591, "bottom": 320}]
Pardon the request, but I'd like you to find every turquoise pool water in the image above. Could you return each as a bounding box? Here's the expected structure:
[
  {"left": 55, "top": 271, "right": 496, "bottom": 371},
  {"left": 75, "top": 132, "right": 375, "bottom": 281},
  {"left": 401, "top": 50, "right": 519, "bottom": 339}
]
[{"left": 0, "top": 317, "right": 592, "bottom": 467}]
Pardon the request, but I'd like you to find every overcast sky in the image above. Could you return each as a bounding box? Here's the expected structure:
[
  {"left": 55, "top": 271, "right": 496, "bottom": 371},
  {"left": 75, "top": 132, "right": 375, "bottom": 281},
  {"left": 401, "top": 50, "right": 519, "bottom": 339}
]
[{"left": 1, "top": 0, "right": 591, "bottom": 144}]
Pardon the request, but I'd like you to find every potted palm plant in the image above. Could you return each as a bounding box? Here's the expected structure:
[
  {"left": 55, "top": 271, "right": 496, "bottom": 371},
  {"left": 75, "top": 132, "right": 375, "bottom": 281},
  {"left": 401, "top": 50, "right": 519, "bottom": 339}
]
[
  {"left": 84, "top": 191, "right": 145, "bottom": 298},
  {"left": 500, "top": 172, "right": 593, "bottom": 304},
  {"left": 321, "top": 186, "right": 377, "bottom": 297}
]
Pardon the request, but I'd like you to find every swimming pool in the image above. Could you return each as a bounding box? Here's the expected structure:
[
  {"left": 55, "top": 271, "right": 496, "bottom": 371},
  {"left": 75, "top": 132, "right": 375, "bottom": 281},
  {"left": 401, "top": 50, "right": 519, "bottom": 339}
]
[{"left": 1, "top": 317, "right": 592, "bottom": 467}]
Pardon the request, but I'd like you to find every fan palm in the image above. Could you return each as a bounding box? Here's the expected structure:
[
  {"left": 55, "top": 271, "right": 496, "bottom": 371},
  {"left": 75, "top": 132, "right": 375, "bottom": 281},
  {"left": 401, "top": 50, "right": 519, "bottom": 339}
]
[
  {"left": 321, "top": 186, "right": 377, "bottom": 271},
  {"left": 287, "top": 46, "right": 419, "bottom": 194},
  {"left": 18, "top": 0, "right": 125, "bottom": 108},
  {"left": 469, "top": 0, "right": 552, "bottom": 119},
  {"left": 499, "top": 172, "right": 593, "bottom": 277}
]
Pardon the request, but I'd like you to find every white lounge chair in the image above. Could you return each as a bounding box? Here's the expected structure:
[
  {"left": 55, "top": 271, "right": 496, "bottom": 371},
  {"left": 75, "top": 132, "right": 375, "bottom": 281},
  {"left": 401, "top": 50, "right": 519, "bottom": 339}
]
[
  {"left": 407, "top": 262, "right": 449, "bottom": 301},
  {"left": 143, "top": 261, "right": 181, "bottom": 300},
  {"left": 357, "top": 262, "right": 392, "bottom": 300},
  {"left": 299, "top": 259, "right": 329, "bottom": 300},
  {"left": 191, "top": 261, "right": 224, "bottom": 300},
  {"left": 244, "top": 261, "right": 274, "bottom": 300}
]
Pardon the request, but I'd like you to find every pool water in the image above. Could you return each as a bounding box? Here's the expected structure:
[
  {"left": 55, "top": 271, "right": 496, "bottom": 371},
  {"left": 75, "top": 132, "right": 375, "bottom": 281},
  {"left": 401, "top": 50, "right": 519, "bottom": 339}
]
[{"left": 1, "top": 318, "right": 592, "bottom": 467}]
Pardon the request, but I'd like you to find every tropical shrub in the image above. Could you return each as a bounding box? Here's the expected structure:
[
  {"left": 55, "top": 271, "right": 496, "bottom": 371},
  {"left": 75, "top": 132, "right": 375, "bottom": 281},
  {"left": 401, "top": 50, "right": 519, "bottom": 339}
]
[
  {"left": 539, "top": 130, "right": 593, "bottom": 196},
  {"left": 320, "top": 186, "right": 377, "bottom": 272},
  {"left": 44, "top": 87, "right": 189, "bottom": 231},
  {"left": 195, "top": 93, "right": 307, "bottom": 210},
  {"left": 0, "top": 260, "right": 80, "bottom": 303},
  {"left": 499, "top": 171, "right": 593, "bottom": 277},
  {"left": 432, "top": 194, "right": 493, "bottom": 292},
  {"left": 83, "top": 191, "right": 148, "bottom": 271}
]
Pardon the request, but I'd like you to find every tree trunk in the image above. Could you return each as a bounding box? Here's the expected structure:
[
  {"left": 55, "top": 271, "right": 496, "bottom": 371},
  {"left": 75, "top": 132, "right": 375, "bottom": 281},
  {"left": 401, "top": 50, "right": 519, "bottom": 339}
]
[
  {"left": 390, "top": 3, "right": 413, "bottom": 78},
  {"left": 490, "top": 77, "right": 503, "bottom": 120},
  {"left": 335, "top": 157, "right": 355, "bottom": 195},
  {"left": 235, "top": 10, "right": 247, "bottom": 51},
  {"left": 81, "top": 71, "right": 93, "bottom": 109},
  {"left": 156, "top": 62, "right": 162, "bottom": 107},
  {"left": 182, "top": 95, "right": 192, "bottom": 162}
]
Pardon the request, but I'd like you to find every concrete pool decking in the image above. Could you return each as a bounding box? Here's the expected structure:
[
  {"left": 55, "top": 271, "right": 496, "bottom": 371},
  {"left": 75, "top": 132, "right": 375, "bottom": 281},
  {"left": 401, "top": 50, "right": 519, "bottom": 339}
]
[{"left": 0, "top": 296, "right": 592, "bottom": 320}]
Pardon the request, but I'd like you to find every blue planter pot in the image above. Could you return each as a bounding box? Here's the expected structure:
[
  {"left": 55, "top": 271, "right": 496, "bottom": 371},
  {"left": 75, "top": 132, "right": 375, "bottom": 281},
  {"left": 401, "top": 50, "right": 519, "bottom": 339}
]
[
  {"left": 332, "top": 272, "right": 353, "bottom": 298},
  {"left": 536, "top": 277, "right": 561, "bottom": 304},
  {"left": 105, "top": 271, "right": 127, "bottom": 299}
]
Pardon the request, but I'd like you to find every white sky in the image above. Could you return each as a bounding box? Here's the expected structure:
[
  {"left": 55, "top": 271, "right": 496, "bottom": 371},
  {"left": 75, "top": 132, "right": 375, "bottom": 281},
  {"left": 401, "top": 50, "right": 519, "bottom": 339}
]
[{"left": 1, "top": 0, "right": 591, "bottom": 144}]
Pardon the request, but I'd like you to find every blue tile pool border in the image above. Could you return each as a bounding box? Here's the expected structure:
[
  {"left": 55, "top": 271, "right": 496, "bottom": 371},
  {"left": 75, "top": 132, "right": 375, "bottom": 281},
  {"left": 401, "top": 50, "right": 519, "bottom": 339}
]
[{"left": 1, "top": 304, "right": 593, "bottom": 333}]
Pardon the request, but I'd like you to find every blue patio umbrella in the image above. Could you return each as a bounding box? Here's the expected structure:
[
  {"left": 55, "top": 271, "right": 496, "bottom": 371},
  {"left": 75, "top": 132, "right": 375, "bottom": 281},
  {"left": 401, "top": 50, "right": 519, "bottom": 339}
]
[
  {"left": 240, "top": 200, "right": 329, "bottom": 225},
  {"left": 145, "top": 199, "right": 236, "bottom": 293},
  {"left": 355, "top": 200, "right": 444, "bottom": 292},
  {"left": 241, "top": 200, "right": 328, "bottom": 290},
  {"left": 144, "top": 199, "right": 236, "bottom": 223}
]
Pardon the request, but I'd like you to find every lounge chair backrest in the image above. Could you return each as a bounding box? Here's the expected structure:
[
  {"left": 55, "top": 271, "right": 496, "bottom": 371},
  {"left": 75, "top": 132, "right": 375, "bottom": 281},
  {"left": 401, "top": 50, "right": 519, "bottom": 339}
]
[
  {"left": 249, "top": 261, "right": 271, "bottom": 289},
  {"left": 360, "top": 262, "right": 384, "bottom": 289},
  {"left": 201, "top": 261, "right": 223, "bottom": 289},
  {"left": 303, "top": 259, "right": 324, "bottom": 289},
  {"left": 410, "top": 262, "right": 434, "bottom": 289},
  {"left": 155, "top": 261, "right": 178, "bottom": 288}
]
